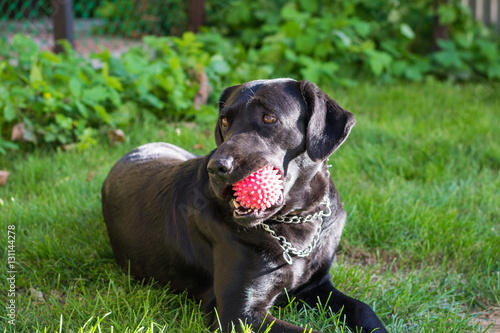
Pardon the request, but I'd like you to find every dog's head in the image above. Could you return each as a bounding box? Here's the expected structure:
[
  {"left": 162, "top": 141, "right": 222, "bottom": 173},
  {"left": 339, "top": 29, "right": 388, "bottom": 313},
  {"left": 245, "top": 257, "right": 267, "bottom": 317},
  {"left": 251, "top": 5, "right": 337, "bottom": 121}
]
[{"left": 207, "top": 79, "right": 355, "bottom": 227}]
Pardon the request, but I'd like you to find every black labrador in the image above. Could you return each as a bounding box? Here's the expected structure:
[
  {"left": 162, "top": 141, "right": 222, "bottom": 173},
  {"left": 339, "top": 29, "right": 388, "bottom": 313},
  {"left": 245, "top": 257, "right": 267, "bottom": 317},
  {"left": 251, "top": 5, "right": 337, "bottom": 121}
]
[{"left": 102, "top": 79, "right": 388, "bottom": 333}]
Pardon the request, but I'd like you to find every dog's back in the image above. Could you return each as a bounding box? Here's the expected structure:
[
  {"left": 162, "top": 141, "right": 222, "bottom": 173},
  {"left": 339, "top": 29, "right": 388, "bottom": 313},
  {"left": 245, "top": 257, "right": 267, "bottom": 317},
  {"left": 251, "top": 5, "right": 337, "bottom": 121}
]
[{"left": 102, "top": 143, "right": 214, "bottom": 295}]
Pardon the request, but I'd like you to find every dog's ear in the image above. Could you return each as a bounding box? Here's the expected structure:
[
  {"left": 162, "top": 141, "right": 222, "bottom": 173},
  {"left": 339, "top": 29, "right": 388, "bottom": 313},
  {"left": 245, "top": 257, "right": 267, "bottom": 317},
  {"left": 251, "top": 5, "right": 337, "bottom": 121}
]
[
  {"left": 214, "top": 84, "right": 242, "bottom": 146},
  {"left": 300, "top": 80, "right": 356, "bottom": 162}
]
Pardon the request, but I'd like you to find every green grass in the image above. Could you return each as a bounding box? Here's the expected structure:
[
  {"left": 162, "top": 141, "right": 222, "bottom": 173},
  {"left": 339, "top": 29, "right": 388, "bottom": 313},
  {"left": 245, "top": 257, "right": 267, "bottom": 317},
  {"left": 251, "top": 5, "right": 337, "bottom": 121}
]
[{"left": 1, "top": 81, "right": 499, "bottom": 332}]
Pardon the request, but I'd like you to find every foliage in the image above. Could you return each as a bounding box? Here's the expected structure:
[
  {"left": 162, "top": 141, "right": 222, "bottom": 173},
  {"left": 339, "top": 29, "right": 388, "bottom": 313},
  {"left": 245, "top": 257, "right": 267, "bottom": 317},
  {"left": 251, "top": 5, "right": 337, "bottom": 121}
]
[
  {"left": 2, "top": 0, "right": 499, "bottom": 153},
  {"left": 206, "top": 0, "right": 500, "bottom": 84},
  {"left": 0, "top": 33, "right": 229, "bottom": 153}
]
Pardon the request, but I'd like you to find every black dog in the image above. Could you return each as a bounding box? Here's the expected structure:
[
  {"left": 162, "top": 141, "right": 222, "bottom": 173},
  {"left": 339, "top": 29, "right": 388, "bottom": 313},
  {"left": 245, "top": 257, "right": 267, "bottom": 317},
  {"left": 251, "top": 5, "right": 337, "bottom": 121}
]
[{"left": 102, "top": 79, "right": 388, "bottom": 333}]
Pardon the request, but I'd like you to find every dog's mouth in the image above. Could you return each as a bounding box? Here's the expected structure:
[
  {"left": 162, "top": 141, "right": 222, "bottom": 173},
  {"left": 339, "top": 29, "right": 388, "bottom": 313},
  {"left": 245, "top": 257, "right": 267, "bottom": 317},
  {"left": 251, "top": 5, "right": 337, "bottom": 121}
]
[
  {"left": 227, "top": 165, "right": 284, "bottom": 220},
  {"left": 230, "top": 195, "right": 283, "bottom": 218}
]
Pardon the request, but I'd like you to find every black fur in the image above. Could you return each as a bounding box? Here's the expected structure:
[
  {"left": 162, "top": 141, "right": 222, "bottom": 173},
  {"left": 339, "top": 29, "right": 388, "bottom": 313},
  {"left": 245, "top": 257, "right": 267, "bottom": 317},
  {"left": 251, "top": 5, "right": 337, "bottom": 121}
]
[{"left": 102, "top": 79, "right": 388, "bottom": 333}]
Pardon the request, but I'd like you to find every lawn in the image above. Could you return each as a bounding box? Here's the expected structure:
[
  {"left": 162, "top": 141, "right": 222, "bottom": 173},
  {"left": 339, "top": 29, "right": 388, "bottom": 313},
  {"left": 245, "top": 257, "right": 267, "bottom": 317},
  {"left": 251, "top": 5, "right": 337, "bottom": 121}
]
[{"left": 1, "top": 81, "right": 499, "bottom": 332}]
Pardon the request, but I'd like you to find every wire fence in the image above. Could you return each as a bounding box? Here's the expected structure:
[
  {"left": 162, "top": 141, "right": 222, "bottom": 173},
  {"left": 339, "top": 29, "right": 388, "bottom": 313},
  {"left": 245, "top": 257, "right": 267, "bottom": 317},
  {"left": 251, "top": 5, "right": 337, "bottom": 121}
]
[
  {"left": 0, "top": 0, "right": 188, "bottom": 56},
  {"left": 1, "top": 0, "right": 498, "bottom": 57}
]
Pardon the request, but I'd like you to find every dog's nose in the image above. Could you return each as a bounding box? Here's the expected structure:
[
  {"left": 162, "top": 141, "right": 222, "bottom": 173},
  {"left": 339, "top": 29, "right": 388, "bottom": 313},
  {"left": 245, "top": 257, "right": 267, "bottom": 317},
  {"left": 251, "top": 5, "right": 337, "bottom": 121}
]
[{"left": 207, "top": 156, "right": 234, "bottom": 176}]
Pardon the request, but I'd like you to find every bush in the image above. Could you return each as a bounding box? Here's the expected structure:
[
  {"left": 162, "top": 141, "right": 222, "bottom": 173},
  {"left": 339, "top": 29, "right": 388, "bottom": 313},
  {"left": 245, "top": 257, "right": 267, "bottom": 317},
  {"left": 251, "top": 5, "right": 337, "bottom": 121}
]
[
  {"left": 206, "top": 0, "right": 500, "bottom": 84},
  {"left": 0, "top": 33, "right": 233, "bottom": 153},
  {"left": 95, "top": 0, "right": 187, "bottom": 37},
  {"left": 2, "top": 0, "right": 499, "bottom": 153}
]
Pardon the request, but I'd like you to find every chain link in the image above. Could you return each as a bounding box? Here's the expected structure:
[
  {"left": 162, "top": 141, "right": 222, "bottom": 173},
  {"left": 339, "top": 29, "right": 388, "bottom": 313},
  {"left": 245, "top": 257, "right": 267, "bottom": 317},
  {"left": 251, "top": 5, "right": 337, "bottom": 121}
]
[{"left": 261, "top": 196, "right": 331, "bottom": 265}]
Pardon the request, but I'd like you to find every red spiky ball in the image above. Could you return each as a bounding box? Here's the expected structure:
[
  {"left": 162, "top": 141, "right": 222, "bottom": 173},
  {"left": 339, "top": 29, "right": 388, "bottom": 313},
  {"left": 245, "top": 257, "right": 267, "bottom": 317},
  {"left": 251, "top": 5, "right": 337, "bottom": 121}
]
[{"left": 232, "top": 165, "right": 283, "bottom": 210}]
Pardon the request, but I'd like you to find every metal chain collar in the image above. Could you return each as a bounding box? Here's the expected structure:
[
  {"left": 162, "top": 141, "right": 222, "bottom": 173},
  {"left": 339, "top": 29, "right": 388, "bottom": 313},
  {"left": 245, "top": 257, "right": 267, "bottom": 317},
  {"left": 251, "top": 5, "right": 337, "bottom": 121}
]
[{"left": 261, "top": 196, "right": 332, "bottom": 265}]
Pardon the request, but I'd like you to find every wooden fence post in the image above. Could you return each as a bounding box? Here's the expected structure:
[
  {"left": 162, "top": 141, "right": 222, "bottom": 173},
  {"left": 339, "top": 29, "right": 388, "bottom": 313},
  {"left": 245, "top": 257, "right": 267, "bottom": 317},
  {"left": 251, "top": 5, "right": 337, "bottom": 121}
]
[
  {"left": 433, "top": 0, "right": 449, "bottom": 51},
  {"left": 189, "top": 0, "right": 206, "bottom": 32},
  {"left": 51, "top": 0, "right": 75, "bottom": 53}
]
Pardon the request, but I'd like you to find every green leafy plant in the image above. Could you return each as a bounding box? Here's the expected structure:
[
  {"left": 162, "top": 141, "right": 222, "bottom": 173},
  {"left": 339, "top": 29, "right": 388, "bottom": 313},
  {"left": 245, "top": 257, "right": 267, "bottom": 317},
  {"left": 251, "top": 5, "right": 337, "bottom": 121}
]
[
  {"left": 2, "top": 0, "right": 499, "bottom": 153},
  {"left": 0, "top": 33, "right": 228, "bottom": 153},
  {"left": 431, "top": 3, "right": 500, "bottom": 80},
  {"left": 206, "top": 0, "right": 500, "bottom": 83}
]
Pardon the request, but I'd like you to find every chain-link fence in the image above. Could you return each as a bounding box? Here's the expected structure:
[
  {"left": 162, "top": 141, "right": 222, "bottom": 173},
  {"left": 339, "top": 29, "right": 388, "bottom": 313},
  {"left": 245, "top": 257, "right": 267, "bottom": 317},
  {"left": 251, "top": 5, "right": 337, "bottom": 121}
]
[
  {"left": 1, "top": 0, "right": 188, "bottom": 56},
  {"left": 2, "top": 0, "right": 499, "bottom": 57}
]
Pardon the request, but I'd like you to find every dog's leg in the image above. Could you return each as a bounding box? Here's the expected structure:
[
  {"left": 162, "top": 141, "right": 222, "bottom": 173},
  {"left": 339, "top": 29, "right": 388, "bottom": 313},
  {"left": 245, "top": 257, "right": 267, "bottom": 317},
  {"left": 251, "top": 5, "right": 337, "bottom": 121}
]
[
  {"left": 296, "top": 278, "right": 388, "bottom": 333},
  {"left": 209, "top": 246, "right": 323, "bottom": 333}
]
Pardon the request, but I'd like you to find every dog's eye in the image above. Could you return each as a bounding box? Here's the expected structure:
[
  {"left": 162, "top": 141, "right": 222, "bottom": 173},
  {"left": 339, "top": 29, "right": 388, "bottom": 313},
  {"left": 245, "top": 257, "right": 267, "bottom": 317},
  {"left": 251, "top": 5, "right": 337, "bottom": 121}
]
[
  {"left": 221, "top": 117, "right": 228, "bottom": 127},
  {"left": 262, "top": 114, "right": 277, "bottom": 124}
]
